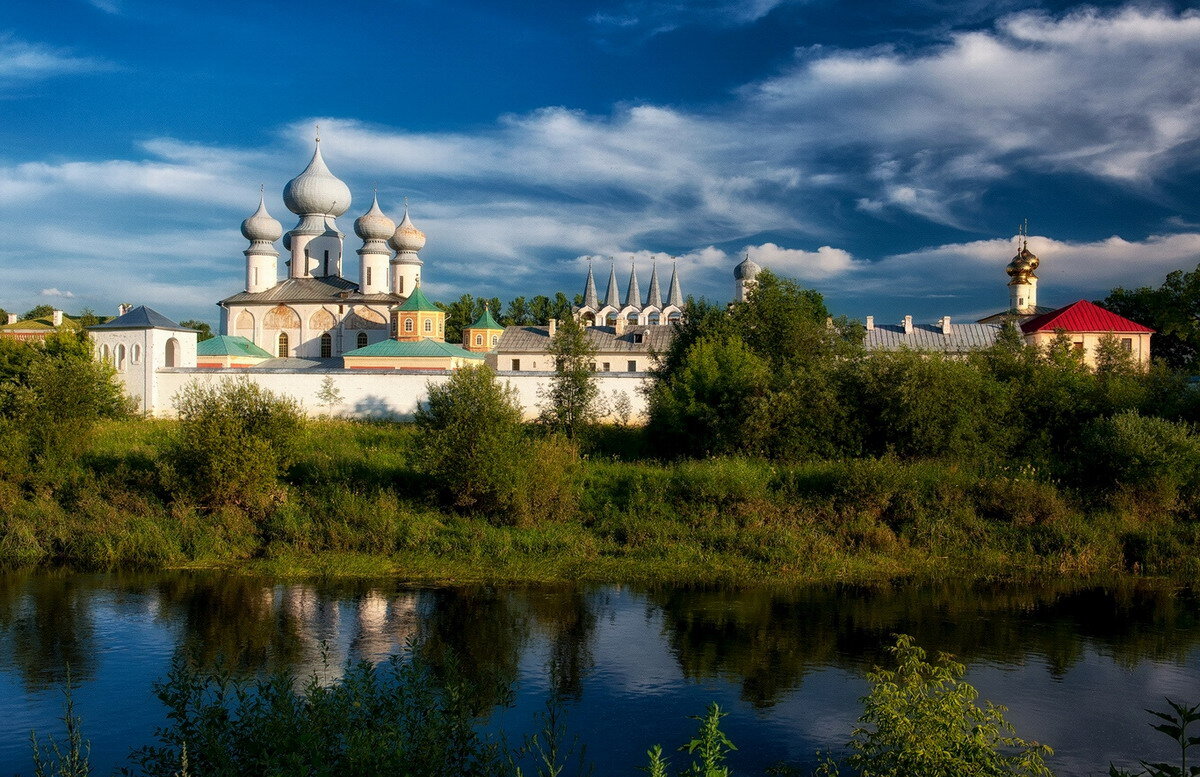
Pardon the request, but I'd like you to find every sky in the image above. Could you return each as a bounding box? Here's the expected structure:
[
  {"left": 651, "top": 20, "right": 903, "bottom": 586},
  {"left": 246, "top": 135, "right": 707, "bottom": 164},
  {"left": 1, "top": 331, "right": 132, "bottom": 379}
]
[{"left": 3, "top": 0, "right": 1200, "bottom": 327}]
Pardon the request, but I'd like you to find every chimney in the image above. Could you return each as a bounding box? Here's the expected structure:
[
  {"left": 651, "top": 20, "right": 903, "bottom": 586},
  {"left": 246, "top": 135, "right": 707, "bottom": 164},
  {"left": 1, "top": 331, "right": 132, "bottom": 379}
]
[
  {"left": 548, "top": 318, "right": 557, "bottom": 337},
  {"left": 903, "top": 315, "right": 913, "bottom": 335},
  {"left": 52, "top": 309, "right": 63, "bottom": 327},
  {"left": 865, "top": 315, "right": 874, "bottom": 331},
  {"left": 615, "top": 316, "right": 627, "bottom": 336},
  {"left": 118, "top": 303, "right": 132, "bottom": 316},
  {"left": 941, "top": 316, "right": 952, "bottom": 335},
  {"left": 6, "top": 313, "right": 16, "bottom": 325}
]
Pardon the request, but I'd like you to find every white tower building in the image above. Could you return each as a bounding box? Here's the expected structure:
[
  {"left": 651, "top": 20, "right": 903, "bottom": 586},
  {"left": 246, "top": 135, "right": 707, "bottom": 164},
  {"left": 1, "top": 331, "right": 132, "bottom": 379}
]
[
  {"left": 355, "top": 194, "right": 396, "bottom": 295},
  {"left": 389, "top": 205, "right": 426, "bottom": 297},
  {"left": 1007, "top": 239, "right": 1039, "bottom": 314},
  {"left": 733, "top": 254, "right": 761, "bottom": 303},
  {"left": 282, "top": 139, "right": 351, "bottom": 279},
  {"left": 242, "top": 194, "right": 283, "bottom": 293}
]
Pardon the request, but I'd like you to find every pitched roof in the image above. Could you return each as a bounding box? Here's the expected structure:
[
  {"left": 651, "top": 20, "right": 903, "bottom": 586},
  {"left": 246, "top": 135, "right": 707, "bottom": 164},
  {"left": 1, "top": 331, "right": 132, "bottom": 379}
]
[
  {"left": 395, "top": 286, "right": 441, "bottom": 312},
  {"left": 343, "top": 337, "right": 484, "bottom": 359},
  {"left": 865, "top": 322, "right": 1001, "bottom": 352},
  {"left": 0, "top": 312, "right": 106, "bottom": 331},
  {"left": 466, "top": 307, "right": 504, "bottom": 331},
  {"left": 1020, "top": 300, "right": 1154, "bottom": 334},
  {"left": 197, "top": 335, "right": 273, "bottom": 358},
  {"left": 495, "top": 324, "right": 676, "bottom": 354},
  {"left": 88, "top": 305, "right": 193, "bottom": 332},
  {"left": 220, "top": 276, "right": 401, "bottom": 305}
]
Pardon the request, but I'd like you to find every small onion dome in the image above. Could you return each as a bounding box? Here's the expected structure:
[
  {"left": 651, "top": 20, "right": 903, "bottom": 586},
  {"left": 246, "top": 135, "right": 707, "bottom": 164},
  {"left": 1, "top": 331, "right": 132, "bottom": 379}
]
[
  {"left": 241, "top": 196, "right": 283, "bottom": 242},
  {"left": 734, "top": 255, "right": 761, "bottom": 281},
  {"left": 1006, "top": 242, "right": 1040, "bottom": 280},
  {"left": 389, "top": 206, "right": 426, "bottom": 252},
  {"left": 354, "top": 194, "right": 396, "bottom": 242},
  {"left": 283, "top": 142, "right": 352, "bottom": 217}
]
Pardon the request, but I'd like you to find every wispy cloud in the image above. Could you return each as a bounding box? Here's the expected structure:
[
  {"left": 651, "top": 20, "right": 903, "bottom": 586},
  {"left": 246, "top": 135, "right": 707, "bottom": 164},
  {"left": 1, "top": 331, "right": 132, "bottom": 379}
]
[
  {"left": 0, "top": 33, "right": 115, "bottom": 82},
  {"left": 39, "top": 288, "right": 75, "bottom": 298},
  {"left": 589, "top": 0, "right": 794, "bottom": 39}
]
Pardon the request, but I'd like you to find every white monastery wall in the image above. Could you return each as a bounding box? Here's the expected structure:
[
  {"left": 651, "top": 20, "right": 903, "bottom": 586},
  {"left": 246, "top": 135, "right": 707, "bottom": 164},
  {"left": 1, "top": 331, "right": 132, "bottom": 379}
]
[{"left": 152, "top": 368, "right": 649, "bottom": 421}]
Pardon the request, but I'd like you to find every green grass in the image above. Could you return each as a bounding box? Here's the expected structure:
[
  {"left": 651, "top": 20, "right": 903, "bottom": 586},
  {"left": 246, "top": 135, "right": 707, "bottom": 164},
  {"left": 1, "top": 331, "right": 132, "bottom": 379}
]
[{"left": 2, "top": 417, "right": 1198, "bottom": 584}]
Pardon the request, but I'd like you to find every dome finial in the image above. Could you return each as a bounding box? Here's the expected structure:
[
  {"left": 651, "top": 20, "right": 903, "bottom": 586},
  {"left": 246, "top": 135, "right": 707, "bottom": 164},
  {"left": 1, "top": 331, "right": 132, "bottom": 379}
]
[{"left": 315, "top": 123, "right": 321, "bottom": 144}]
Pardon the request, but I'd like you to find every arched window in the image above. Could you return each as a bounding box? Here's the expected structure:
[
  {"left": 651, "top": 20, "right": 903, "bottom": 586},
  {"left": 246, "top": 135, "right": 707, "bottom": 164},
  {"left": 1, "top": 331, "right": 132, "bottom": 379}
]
[
  {"left": 606, "top": 314, "right": 617, "bottom": 326},
  {"left": 100, "top": 343, "right": 110, "bottom": 362},
  {"left": 647, "top": 312, "right": 660, "bottom": 325},
  {"left": 404, "top": 318, "right": 414, "bottom": 333},
  {"left": 627, "top": 312, "right": 639, "bottom": 323},
  {"left": 116, "top": 344, "right": 126, "bottom": 372},
  {"left": 165, "top": 338, "right": 180, "bottom": 367},
  {"left": 424, "top": 319, "right": 432, "bottom": 333},
  {"left": 320, "top": 332, "right": 332, "bottom": 358},
  {"left": 491, "top": 335, "right": 498, "bottom": 346},
  {"left": 474, "top": 334, "right": 482, "bottom": 346},
  {"left": 132, "top": 343, "right": 142, "bottom": 364},
  {"left": 357, "top": 332, "right": 368, "bottom": 348},
  {"left": 277, "top": 332, "right": 289, "bottom": 358}
]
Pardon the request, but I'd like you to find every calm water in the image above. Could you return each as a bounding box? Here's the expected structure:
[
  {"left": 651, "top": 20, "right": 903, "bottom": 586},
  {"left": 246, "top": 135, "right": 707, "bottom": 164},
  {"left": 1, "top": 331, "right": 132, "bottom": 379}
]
[{"left": 1, "top": 572, "right": 1198, "bottom": 775}]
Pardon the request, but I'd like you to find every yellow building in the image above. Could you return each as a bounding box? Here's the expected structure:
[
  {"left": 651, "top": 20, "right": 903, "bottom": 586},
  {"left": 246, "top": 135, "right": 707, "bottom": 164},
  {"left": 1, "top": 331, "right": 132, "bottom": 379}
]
[
  {"left": 462, "top": 307, "right": 504, "bottom": 352},
  {"left": 391, "top": 286, "right": 445, "bottom": 341},
  {"left": 1020, "top": 300, "right": 1154, "bottom": 368}
]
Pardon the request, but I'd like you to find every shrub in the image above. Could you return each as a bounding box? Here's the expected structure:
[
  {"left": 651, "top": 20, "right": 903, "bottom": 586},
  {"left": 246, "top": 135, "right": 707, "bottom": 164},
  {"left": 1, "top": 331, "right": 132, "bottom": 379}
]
[
  {"left": 1078, "top": 412, "right": 1200, "bottom": 515},
  {"left": 160, "top": 379, "right": 304, "bottom": 514},
  {"left": 843, "top": 634, "right": 1054, "bottom": 777}
]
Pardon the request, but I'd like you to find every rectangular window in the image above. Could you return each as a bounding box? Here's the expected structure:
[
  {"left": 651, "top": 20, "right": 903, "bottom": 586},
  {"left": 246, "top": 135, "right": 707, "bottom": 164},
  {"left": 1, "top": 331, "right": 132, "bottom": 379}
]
[
  {"left": 398, "top": 277, "right": 405, "bottom": 294},
  {"left": 1121, "top": 337, "right": 1133, "bottom": 351},
  {"left": 628, "top": 360, "right": 637, "bottom": 372},
  {"left": 512, "top": 359, "right": 520, "bottom": 371},
  {"left": 366, "top": 268, "right": 372, "bottom": 286},
  {"left": 590, "top": 362, "right": 597, "bottom": 371},
  {"left": 1072, "top": 342, "right": 1084, "bottom": 353},
  {"left": 602, "top": 362, "right": 610, "bottom": 372}
]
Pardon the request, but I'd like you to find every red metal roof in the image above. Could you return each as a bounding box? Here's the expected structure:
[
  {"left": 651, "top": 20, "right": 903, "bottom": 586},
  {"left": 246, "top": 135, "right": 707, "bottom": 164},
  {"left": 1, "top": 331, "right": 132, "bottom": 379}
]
[{"left": 1020, "top": 299, "right": 1154, "bottom": 334}]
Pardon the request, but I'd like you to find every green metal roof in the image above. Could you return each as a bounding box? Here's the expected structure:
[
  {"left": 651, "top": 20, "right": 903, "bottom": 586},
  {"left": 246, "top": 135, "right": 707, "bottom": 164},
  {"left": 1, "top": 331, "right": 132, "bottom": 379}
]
[
  {"left": 467, "top": 307, "right": 504, "bottom": 331},
  {"left": 197, "top": 335, "right": 273, "bottom": 359},
  {"left": 395, "top": 286, "right": 441, "bottom": 312},
  {"left": 343, "top": 337, "right": 485, "bottom": 360}
]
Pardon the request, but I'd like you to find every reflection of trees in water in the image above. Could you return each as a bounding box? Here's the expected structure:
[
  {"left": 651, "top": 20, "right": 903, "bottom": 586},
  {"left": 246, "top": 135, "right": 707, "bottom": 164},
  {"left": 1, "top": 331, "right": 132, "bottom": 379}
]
[
  {"left": 414, "top": 586, "right": 531, "bottom": 715},
  {"left": 647, "top": 581, "right": 1200, "bottom": 709},
  {"left": 0, "top": 570, "right": 97, "bottom": 690},
  {"left": 524, "top": 586, "right": 598, "bottom": 700}
]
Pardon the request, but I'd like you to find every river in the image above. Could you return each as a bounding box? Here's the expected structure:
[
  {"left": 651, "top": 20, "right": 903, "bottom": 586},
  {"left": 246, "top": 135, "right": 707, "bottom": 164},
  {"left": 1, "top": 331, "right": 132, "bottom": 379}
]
[{"left": 0, "top": 571, "right": 1197, "bottom": 775}]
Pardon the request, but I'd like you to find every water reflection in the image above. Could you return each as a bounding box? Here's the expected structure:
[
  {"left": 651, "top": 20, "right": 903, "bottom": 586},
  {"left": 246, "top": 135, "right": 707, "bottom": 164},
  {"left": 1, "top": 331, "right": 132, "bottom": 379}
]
[{"left": 0, "top": 572, "right": 1197, "bottom": 775}]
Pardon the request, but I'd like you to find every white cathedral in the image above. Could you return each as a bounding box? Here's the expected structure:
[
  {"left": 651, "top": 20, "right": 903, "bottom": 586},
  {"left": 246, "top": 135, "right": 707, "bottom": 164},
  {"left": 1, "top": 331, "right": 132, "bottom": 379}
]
[{"left": 220, "top": 137, "right": 428, "bottom": 360}]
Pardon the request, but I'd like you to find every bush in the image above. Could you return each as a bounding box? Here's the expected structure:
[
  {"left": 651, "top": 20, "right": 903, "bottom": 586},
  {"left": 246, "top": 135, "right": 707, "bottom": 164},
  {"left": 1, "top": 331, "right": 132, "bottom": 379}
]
[
  {"left": 160, "top": 380, "right": 304, "bottom": 514},
  {"left": 1078, "top": 412, "right": 1200, "bottom": 516}
]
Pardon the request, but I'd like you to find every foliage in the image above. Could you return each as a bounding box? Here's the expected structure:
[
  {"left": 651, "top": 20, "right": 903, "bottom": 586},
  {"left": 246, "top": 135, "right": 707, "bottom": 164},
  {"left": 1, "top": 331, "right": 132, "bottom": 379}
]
[
  {"left": 538, "top": 316, "right": 599, "bottom": 438},
  {"left": 22, "top": 304, "right": 56, "bottom": 321},
  {"left": 124, "top": 652, "right": 503, "bottom": 777},
  {"left": 177, "top": 320, "right": 213, "bottom": 342},
  {"left": 1077, "top": 412, "right": 1200, "bottom": 514},
  {"left": 843, "top": 634, "right": 1054, "bottom": 777},
  {"left": 29, "top": 674, "right": 92, "bottom": 777},
  {"left": 1103, "top": 263, "right": 1200, "bottom": 371},
  {"left": 440, "top": 294, "right": 503, "bottom": 345},
  {"left": 415, "top": 365, "right": 528, "bottom": 518},
  {"left": 1110, "top": 700, "right": 1200, "bottom": 777},
  {"left": 160, "top": 380, "right": 304, "bottom": 514},
  {"left": 316, "top": 375, "right": 344, "bottom": 415}
]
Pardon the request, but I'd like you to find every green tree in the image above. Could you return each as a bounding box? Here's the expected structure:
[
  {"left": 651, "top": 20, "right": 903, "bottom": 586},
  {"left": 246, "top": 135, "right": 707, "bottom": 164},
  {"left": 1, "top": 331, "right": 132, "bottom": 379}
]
[
  {"left": 845, "top": 634, "right": 1054, "bottom": 777},
  {"left": 316, "top": 375, "right": 344, "bottom": 416},
  {"left": 440, "top": 294, "right": 476, "bottom": 345},
  {"left": 504, "top": 296, "right": 532, "bottom": 327},
  {"left": 1103, "top": 264, "right": 1200, "bottom": 371},
  {"left": 415, "top": 365, "right": 527, "bottom": 517},
  {"left": 647, "top": 334, "right": 770, "bottom": 456},
  {"left": 179, "top": 319, "right": 214, "bottom": 342},
  {"left": 76, "top": 308, "right": 100, "bottom": 328},
  {"left": 21, "top": 304, "right": 54, "bottom": 322},
  {"left": 538, "top": 316, "right": 598, "bottom": 438},
  {"left": 161, "top": 379, "right": 304, "bottom": 513}
]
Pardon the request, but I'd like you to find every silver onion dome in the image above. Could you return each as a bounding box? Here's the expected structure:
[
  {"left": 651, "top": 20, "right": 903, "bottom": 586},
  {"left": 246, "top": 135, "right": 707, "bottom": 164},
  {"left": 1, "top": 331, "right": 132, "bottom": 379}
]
[
  {"left": 354, "top": 194, "right": 396, "bottom": 242},
  {"left": 241, "top": 195, "right": 283, "bottom": 242},
  {"left": 283, "top": 142, "right": 352, "bottom": 217},
  {"left": 734, "top": 255, "right": 761, "bottom": 281},
  {"left": 389, "top": 205, "right": 426, "bottom": 253}
]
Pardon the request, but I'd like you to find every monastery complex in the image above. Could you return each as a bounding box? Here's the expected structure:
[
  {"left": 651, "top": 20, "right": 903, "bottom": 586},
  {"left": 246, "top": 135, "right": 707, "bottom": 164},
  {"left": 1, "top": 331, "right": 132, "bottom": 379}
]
[{"left": 0, "top": 142, "right": 1156, "bottom": 418}]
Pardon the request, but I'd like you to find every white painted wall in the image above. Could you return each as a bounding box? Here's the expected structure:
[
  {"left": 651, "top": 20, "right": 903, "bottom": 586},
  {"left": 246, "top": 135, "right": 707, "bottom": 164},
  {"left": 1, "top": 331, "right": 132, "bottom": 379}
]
[{"left": 152, "top": 368, "right": 650, "bottom": 421}]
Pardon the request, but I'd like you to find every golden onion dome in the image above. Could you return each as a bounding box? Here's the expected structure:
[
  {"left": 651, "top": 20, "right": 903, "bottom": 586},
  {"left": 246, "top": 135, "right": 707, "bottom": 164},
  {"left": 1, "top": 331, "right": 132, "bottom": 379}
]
[{"left": 1006, "top": 241, "right": 1039, "bottom": 281}]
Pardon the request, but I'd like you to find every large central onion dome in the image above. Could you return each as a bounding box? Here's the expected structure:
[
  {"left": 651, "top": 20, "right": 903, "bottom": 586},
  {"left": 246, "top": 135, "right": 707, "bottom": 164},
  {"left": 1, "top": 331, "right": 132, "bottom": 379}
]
[
  {"left": 1006, "top": 241, "right": 1040, "bottom": 282},
  {"left": 241, "top": 195, "right": 283, "bottom": 242},
  {"left": 354, "top": 194, "right": 396, "bottom": 242},
  {"left": 734, "top": 255, "right": 762, "bottom": 281},
  {"left": 389, "top": 206, "right": 426, "bottom": 253},
  {"left": 283, "top": 142, "right": 352, "bottom": 217}
]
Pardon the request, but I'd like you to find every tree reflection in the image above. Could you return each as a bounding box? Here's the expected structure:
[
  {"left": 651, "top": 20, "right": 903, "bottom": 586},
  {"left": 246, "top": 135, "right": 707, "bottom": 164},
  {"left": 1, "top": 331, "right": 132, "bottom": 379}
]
[
  {"left": 525, "top": 586, "right": 597, "bottom": 700},
  {"left": 0, "top": 570, "right": 97, "bottom": 690}
]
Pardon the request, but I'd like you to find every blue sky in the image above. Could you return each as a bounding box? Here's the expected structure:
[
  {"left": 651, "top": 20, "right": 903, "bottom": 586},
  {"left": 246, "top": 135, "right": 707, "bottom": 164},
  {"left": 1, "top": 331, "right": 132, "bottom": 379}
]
[{"left": 3, "top": 0, "right": 1200, "bottom": 326}]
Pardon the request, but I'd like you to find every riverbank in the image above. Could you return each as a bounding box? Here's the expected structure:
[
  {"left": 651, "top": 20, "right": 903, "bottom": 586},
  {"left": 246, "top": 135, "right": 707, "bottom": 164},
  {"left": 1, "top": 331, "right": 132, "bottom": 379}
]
[{"left": 2, "top": 417, "right": 1197, "bottom": 584}]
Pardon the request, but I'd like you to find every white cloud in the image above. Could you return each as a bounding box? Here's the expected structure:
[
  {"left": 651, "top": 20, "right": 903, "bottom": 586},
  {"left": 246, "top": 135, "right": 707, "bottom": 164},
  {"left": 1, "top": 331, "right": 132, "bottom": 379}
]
[
  {"left": 589, "top": 0, "right": 794, "bottom": 38},
  {"left": 0, "top": 34, "right": 114, "bottom": 82},
  {"left": 38, "top": 288, "right": 75, "bottom": 298}
]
